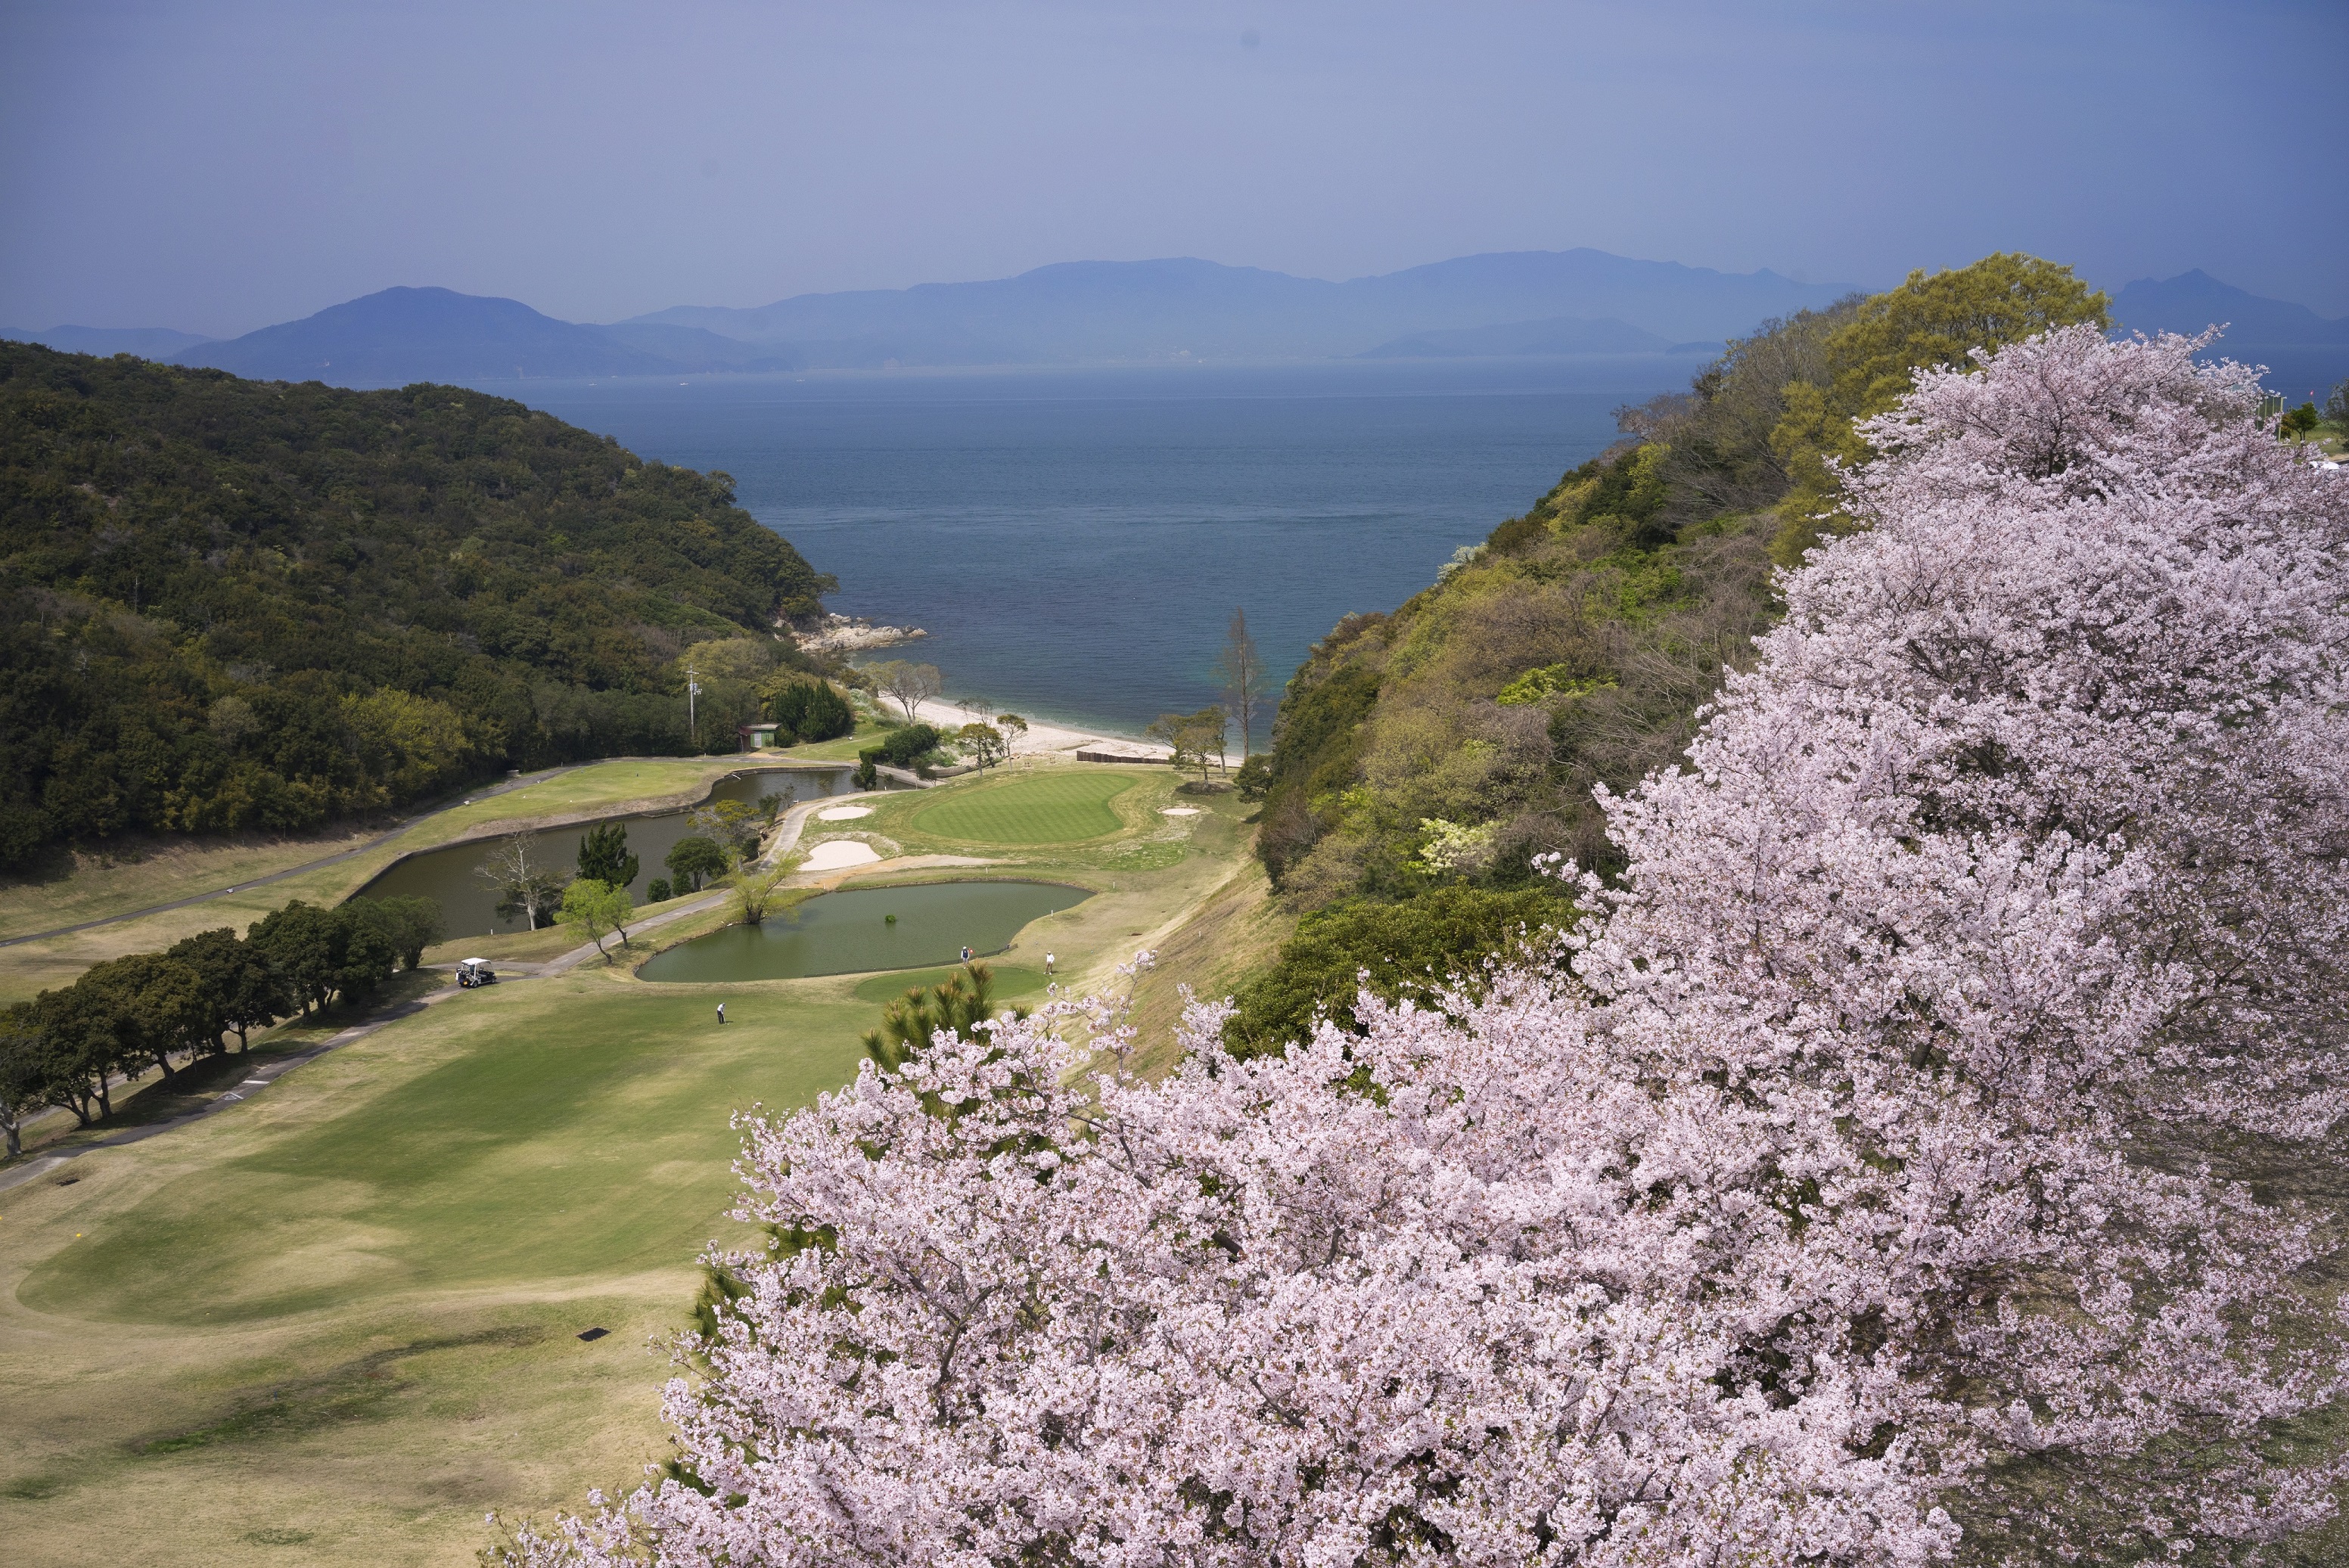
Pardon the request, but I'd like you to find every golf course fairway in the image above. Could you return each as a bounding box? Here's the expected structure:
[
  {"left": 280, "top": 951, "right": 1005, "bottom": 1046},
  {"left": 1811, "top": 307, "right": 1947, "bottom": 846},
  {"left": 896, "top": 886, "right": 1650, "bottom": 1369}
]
[{"left": 0, "top": 973, "right": 871, "bottom": 1566}]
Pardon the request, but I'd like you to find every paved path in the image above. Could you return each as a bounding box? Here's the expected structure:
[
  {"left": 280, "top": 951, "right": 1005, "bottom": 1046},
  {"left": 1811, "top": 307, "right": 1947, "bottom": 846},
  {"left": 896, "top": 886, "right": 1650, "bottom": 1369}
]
[{"left": 477, "top": 787, "right": 880, "bottom": 976}]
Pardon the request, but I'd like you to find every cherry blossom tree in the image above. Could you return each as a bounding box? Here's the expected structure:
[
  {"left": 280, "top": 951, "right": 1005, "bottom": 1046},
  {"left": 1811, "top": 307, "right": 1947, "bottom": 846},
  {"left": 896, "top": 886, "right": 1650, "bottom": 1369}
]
[{"left": 506, "top": 328, "right": 2349, "bottom": 1565}]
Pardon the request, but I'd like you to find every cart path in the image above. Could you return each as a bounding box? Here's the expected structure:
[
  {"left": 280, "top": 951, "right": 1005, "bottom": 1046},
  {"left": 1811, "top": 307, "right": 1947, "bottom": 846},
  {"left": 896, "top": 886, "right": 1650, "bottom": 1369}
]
[
  {"left": 486, "top": 787, "right": 880, "bottom": 975},
  {"left": 0, "top": 986, "right": 461, "bottom": 1194}
]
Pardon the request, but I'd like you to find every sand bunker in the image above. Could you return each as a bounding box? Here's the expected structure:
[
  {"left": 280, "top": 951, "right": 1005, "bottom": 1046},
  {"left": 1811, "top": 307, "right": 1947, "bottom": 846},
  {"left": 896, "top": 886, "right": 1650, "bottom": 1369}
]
[
  {"left": 801, "top": 840, "right": 883, "bottom": 871},
  {"left": 1159, "top": 806, "right": 1204, "bottom": 816},
  {"left": 817, "top": 804, "right": 874, "bottom": 821}
]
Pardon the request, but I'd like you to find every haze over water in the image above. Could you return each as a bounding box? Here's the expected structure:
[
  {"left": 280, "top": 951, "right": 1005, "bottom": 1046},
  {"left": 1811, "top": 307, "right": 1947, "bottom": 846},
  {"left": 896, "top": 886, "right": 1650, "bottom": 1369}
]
[{"left": 508, "top": 356, "right": 1701, "bottom": 737}]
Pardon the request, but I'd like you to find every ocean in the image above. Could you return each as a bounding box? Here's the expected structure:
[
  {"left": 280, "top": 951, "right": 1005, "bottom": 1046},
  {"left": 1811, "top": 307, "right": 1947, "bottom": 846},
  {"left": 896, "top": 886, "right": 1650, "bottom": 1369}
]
[{"left": 505, "top": 356, "right": 1705, "bottom": 739}]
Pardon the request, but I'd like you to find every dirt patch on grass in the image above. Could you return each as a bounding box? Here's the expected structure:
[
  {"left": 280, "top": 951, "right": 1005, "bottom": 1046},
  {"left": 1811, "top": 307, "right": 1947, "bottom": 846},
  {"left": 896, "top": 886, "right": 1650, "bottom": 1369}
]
[{"left": 138, "top": 1327, "right": 548, "bottom": 1455}]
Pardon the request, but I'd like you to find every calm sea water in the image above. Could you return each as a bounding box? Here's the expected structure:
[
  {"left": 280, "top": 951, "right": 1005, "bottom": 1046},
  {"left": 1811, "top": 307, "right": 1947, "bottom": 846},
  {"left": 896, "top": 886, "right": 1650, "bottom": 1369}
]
[{"left": 505, "top": 357, "right": 1701, "bottom": 737}]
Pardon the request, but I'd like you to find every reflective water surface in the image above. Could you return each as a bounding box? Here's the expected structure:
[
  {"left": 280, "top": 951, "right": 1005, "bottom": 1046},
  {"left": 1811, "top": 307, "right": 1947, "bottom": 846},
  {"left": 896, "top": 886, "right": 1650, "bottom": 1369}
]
[
  {"left": 636, "top": 880, "right": 1091, "bottom": 983},
  {"left": 353, "top": 765, "right": 851, "bottom": 937}
]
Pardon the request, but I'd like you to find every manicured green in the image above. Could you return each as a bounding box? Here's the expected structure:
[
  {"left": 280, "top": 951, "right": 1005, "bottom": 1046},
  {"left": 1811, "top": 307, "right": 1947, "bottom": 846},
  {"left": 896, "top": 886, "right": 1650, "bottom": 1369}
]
[
  {"left": 20, "top": 982, "right": 868, "bottom": 1327},
  {"left": 906, "top": 771, "right": 1135, "bottom": 845}
]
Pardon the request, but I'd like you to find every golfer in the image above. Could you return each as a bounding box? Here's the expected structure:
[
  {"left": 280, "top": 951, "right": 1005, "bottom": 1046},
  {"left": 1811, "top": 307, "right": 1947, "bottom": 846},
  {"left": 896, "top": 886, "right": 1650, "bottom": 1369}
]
[{"left": 716, "top": 1002, "right": 726, "bottom": 1025}]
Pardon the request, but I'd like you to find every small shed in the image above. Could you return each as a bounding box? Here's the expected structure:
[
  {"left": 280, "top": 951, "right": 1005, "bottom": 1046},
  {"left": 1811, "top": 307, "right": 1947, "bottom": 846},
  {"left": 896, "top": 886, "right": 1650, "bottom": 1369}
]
[{"left": 740, "top": 722, "right": 780, "bottom": 751}]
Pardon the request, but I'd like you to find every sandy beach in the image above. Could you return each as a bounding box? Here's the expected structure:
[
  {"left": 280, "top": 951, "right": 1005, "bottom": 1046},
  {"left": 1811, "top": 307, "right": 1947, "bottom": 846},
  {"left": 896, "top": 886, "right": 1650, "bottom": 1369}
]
[{"left": 893, "top": 695, "right": 1173, "bottom": 761}]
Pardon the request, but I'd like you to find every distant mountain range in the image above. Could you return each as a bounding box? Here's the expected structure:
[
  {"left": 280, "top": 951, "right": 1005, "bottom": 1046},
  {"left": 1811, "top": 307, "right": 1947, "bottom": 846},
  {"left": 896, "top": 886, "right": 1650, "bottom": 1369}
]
[
  {"left": 5, "top": 252, "right": 1856, "bottom": 387},
  {"left": 2110, "top": 269, "right": 2349, "bottom": 346},
  {"left": 1356, "top": 315, "right": 1723, "bottom": 360},
  {"left": 626, "top": 252, "right": 1851, "bottom": 366},
  {"left": 166, "top": 287, "right": 785, "bottom": 383},
  {"left": 5, "top": 259, "right": 2341, "bottom": 388}
]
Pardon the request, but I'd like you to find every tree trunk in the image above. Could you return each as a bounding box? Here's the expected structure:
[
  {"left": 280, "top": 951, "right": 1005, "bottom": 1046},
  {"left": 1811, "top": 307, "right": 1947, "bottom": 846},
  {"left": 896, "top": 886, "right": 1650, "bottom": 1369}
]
[
  {"left": 96, "top": 1076, "right": 113, "bottom": 1119},
  {"left": 4, "top": 1113, "right": 20, "bottom": 1157}
]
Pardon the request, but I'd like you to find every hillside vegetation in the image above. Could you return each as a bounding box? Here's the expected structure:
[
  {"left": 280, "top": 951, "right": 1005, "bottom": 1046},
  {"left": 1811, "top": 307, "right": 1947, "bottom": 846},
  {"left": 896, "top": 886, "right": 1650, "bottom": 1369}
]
[
  {"left": 1230, "top": 254, "right": 2109, "bottom": 1051},
  {"left": 0, "top": 344, "right": 834, "bottom": 868}
]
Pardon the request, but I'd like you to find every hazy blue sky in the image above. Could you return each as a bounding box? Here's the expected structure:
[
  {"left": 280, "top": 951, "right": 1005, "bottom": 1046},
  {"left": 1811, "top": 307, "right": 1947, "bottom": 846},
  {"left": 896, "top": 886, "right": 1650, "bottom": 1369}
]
[{"left": 3, "top": 0, "right": 2342, "bottom": 336}]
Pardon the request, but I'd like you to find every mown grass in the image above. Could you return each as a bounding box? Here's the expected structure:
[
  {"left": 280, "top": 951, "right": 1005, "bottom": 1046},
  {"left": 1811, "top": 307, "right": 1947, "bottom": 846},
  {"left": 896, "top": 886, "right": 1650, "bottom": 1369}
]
[
  {"left": 903, "top": 768, "right": 1136, "bottom": 845},
  {"left": 0, "top": 829, "right": 383, "bottom": 942},
  {"left": 0, "top": 759, "right": 1271, "bottom": 1566},
  {"left": 0, "top": 971, "right": 874, "bottom": 1566},
  {"left": 850, "top": 963, "right": 1048, "bottom": 1004},
  {"left": 19, "top": 980, "right": 867, "bottom": 1327}
]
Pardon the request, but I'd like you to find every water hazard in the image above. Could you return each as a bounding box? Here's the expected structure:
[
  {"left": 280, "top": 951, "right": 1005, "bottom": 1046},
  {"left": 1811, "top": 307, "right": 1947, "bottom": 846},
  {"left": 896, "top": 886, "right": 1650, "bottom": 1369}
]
[
  {"left": 353, "top": 765, "right": 852, "bottom": 937},
  {"left": 637, "top": 880, "right": 1091, "bottom": 983}
]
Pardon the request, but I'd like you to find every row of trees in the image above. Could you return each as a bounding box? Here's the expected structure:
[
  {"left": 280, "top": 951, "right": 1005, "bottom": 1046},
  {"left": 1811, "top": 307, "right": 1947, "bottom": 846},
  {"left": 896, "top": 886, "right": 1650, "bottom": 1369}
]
[{"left": 0, "top": 895, "right": 440, "bottom": 1154}]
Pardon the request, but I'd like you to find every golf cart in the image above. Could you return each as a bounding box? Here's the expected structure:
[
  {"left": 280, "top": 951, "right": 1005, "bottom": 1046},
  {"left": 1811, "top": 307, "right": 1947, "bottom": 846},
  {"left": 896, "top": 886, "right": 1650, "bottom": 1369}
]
[{"left": 457, "top": 957, "right": 499, "bottom": 989}]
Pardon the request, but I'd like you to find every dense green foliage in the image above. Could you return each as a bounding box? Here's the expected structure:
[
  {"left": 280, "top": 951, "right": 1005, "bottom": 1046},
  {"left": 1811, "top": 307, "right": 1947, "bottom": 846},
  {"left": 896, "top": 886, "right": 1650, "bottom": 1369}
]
[
  {"left": 853, "top": 723, "right": 944, "bottom": 788},
  {"left": 0, "top": 343, "right": 837, "bottom": 867},
  {"left": 576, "top": 821, "right": 640, "bottom": 889},
  {"left": 859, "top": 961, "right": 1027, "bottom": 1073},
  {"left": 1761, "top": 253, "right": 2108, "bottom": 561},
  {"left": 1222, "top": 885, "right": 1570, "bottom": 1056},
  {"left": 664, "top": 834, "right": 729, "bottom": 894},
  {"left": 556, "top": 877, "right": 635, "bottom": 961},
  {"left": 1238, "top": 256, "right": 2109, "bottom": 1042},
  {"left": 767, "top": 678, "right": 855, "bottom": 744}
]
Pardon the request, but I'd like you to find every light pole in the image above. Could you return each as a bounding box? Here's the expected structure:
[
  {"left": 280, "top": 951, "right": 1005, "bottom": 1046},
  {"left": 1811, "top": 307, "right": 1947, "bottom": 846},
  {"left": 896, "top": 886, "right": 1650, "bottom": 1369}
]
[{"left": 687, "top": 661, "right": 701, "bottom": 752}]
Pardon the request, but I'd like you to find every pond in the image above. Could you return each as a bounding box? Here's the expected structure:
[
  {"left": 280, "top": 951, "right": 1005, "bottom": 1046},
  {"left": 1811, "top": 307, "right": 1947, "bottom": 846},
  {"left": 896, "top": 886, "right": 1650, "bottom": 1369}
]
[
  {"left": 353, "top": 766, "right": 853, "bottom": 938},
  {"left": 637, "top": 880, "right": 1092, "bottom": 983}
]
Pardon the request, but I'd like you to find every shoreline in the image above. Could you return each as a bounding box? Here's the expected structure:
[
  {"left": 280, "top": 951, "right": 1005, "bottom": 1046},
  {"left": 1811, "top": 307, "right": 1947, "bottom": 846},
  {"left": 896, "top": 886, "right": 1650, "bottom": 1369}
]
[{"left": 892, "top": 695, "right": 1173, "bottom": 761}]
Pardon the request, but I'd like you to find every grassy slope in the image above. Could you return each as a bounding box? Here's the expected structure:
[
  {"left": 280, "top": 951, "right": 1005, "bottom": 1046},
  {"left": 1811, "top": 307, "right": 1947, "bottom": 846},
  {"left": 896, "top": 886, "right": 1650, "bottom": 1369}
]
[
  {"left": 819, "top": 765, "right": 1256, "bottom": 1003},
  {"left": 0, "top": 971, "right": 873, "bottom": 1566},
  {"left": 0, "top": 761, "right": 1262, "bottom": 1566},
  {"left": 0, "top": 830, "right": 384, "bottom": 942},
  {"left": 0, "top": 756, "right": 822, "bottom": 1004}
]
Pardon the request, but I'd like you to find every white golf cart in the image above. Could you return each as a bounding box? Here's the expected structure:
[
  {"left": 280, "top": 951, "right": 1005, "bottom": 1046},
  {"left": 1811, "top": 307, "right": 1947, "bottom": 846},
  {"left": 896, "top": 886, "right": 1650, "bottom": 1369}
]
[{"left": 456, "top": 957, "right": 499, "bottom": 989}]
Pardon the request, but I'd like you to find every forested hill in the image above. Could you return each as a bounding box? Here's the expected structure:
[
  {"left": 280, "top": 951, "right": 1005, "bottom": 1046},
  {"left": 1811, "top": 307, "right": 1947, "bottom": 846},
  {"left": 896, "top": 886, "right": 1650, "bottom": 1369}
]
[
  {"left": 1226, "top": 254, "right": 2113, "bottom": 1052},
  {"left": 0, "top": 343, "right": 834, "bottom": 868}
]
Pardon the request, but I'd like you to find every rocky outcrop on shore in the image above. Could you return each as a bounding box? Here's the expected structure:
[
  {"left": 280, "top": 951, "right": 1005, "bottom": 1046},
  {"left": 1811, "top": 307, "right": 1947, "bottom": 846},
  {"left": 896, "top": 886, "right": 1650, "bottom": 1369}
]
[{"left": 793, "top": 613, "right": 928, "bottom": 654}]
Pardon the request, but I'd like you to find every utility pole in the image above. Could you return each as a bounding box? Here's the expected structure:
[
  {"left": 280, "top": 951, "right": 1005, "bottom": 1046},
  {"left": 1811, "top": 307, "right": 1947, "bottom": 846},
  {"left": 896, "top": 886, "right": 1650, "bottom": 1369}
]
[{"left": 687, "top": 660, "right": 701, "bottom": 752}]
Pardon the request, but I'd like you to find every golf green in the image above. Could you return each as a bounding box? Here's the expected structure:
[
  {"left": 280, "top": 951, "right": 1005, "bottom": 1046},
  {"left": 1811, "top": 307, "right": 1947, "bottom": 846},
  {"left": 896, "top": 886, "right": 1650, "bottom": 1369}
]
[{"left": 906, "top": 771, "right": 1136, "bottom": 845}]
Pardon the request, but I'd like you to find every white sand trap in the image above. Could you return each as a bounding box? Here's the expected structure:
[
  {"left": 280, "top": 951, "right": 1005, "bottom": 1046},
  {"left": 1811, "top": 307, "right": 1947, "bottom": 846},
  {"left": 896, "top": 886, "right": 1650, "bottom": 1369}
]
[
  {"left": 817, "top": 804, "right": 874, "bottom": 821},
  {"left": 1159, "top": 806, "right": 1204, "bottom": 816},
  {"left": 801, "top": 840, "right": 882, "bottom": 871}
]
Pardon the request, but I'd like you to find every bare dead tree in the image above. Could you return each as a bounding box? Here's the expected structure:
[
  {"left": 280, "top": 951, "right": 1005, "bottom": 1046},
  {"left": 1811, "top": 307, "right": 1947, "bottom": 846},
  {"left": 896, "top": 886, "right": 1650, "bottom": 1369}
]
[{"left": 1210, "top": 607, "right": 1266, "bottom": 757}]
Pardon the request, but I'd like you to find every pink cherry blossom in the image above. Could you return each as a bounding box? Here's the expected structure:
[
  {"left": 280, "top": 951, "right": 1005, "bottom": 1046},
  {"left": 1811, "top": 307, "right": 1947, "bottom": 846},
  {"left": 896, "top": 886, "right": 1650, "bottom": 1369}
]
[{"left": 507, "top": 328, "right": 2349, "bottom": 1566}]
